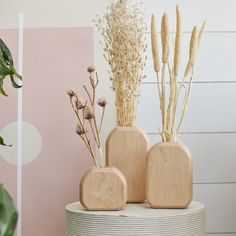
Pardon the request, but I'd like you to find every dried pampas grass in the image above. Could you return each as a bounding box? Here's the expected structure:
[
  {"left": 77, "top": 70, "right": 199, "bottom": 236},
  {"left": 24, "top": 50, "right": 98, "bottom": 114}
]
[{"left": 151, "top": 5, "right": 205, "bottom": 142}]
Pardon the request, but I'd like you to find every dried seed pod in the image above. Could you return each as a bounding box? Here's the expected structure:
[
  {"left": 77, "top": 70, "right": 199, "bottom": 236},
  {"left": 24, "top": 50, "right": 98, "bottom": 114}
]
[
  {"left": 151, "top": 14, "right": 160, "bottom": 73},
  {"left": 161, "top": 13, "right": 170, "bottom": 64},
  {"left": 97, "top": 97, "right": 107, "bottom": 107},
  {"left": 75, "top": 97, "right": 86, "bottom": 110},
  {"left": 76, "top": 124, "right": 87, "bottom": 135},
  {"left": 84, "top": 105, "right": 94, "bottom": 120},
  {"left": 87, "top": 66, "right": 95, "bottom": 73},
  {"left": 67, "top": 90, "right": 76, "bottom": 98}
]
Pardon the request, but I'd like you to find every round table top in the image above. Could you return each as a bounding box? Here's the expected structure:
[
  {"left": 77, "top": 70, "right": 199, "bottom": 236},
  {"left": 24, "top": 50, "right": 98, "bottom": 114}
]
[
  {"left": 66, "top": 201, "right": 205, "bottom": 236},
  {"left": 66, "top": 201, "right": 205, "bottom": 217}
]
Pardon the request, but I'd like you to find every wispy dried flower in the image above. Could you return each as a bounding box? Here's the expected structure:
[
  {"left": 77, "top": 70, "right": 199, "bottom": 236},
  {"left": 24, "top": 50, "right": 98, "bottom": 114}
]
[
  {"left": 67, "top": 90, "right": 76, "bottom": 98},
  {"left": 174, "top": 5, "right": 182, "bottom": 76},
  {"left": 96, "top": 0, "right": 147, "bottom": 127},
  {"left": 76, "top": 124, "right": 87, "bottom": 135},
  {"left": 75, "top": 97, "right": 86, "bottom": 110},
  {"left": 84, "top": 105, "right": 94, "bottom": 120},
  {"left": 161, "top": 13, "right": 170, "bottom": 64},
  {"left": 87, "top": 66, "right": 95, "bottom": 73},
  {"left": 151, "top": 14, "right": 160, "bottom": 73},
  {"left": 97, "top": 97, "right": 107, "bottom": 107}
]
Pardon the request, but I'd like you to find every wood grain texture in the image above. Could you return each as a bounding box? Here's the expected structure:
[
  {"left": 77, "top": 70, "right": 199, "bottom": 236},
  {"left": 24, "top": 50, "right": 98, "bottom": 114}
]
[
  {"left": 106, "top": 127, "right": 149, "bottom": 203},
  {"left": 80, "top": 167, "right": 127, "bottom": 211},
  {"left": 146, "top": 142, "right": 192, "bottom": 208}
]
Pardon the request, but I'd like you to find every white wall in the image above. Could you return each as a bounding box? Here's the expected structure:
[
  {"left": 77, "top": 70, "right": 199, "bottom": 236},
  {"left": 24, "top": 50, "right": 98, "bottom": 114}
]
[
  {"left": 1, "top": 0, "right": 236, "bottom": 235},
  {"left": 141, "top": 1, "right": 236, "bottom": 235}
]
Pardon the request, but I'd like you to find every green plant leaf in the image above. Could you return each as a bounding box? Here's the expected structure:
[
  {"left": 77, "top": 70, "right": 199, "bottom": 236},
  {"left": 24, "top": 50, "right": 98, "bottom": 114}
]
[
  {"left": 0, "top": 39, "right": 14, "bottom": 67},
  {"left": 0, "top": 136, "right": 12, "bottom": 147},
  {"left": 10, "top": 75, "right": 22, "bottom": 89},
  {"left": 0, "top": 185, "right": 18, "bottom": 236},
  {"left": 0, "top": 64, "right": 15, "bottom": 76},
  {"left": 14, "top": 73, "right": 22, "bottom": 81},
  {"left": 0, "top": 79, "right": 8, "bottom": 96}
]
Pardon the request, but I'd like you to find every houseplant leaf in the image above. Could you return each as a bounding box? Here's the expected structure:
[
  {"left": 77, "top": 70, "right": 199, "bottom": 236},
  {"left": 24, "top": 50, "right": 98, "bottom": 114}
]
[
  {"left": 0, "top": 185, "right": 18, "bottom": 236},
  {"left": 0, "top": 39, "right": 14, "bottom": 67}
]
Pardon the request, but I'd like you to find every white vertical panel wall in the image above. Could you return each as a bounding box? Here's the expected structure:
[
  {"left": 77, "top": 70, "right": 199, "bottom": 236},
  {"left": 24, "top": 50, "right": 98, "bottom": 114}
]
[{"left": 139, "top": 0, "right": 236, "bottom": 235}]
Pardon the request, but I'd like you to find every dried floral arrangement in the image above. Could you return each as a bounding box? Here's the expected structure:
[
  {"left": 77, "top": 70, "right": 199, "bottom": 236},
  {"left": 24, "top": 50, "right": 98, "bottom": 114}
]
[
  {"left": 67, "top": 67, "right": 107, "bottom": 167},
  {"left": 151, "top": 5, "right": 205, "bottom": 142},
  {"left": 95, "top": 0, "right": 147, "bottom": 127}
]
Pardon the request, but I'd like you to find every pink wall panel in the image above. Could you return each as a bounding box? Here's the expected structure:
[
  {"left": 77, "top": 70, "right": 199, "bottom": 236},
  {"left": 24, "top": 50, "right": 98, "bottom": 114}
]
[{"left": 0, "top": 27, "right": 94, "bottom": 236}]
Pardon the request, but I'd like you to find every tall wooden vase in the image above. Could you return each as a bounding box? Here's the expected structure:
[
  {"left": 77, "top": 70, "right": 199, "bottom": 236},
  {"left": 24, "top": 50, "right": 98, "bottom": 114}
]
[
  {"left": 146, "top": 142, "right": 192, "bottom": 209},
  {"left": 106, "top": 127, "right": 149, "bottom": 203}
]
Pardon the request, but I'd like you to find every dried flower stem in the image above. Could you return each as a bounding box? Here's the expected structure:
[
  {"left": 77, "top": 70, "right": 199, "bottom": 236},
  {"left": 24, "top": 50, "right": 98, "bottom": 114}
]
[
  {"left": 99, "top": 107, "right": 105, "bottom": 132},
  {"left": 69, "top": 97, "right": 97, "bottom": 165},
  {"left": 177, "top": 75, "right": 193, "bottom": 132},
  {"left": 68, "top": 68, "right": 107, "bottom": 167}
]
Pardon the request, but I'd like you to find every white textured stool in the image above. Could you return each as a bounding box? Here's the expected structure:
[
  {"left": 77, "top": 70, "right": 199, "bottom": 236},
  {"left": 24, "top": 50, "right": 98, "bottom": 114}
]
[{"left": 66, "top": 201, "right": 205, "bottom": 236}]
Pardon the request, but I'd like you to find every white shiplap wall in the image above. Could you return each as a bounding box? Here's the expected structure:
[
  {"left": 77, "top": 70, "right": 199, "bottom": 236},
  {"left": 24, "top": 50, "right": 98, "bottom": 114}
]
[{"left": 140, "top": 0, "right": 236, "bottom": 235}]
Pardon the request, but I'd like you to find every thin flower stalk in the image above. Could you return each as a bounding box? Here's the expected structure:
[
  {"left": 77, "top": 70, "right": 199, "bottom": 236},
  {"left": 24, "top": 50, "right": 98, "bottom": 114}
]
[{"left": 67, "top": 67, "right": 107, "bottom": 167}]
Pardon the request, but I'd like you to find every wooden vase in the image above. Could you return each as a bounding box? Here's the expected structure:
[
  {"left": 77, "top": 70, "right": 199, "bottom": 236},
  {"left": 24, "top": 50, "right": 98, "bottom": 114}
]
[
  {"left": 146, "top": 142, "right": 192, "bottom": 209},
  {"left": 80, "top": 167, "right": 127, "bottom": 211},
  {"left": 106, "top": 127, "right": 149, "bottom": 203}
]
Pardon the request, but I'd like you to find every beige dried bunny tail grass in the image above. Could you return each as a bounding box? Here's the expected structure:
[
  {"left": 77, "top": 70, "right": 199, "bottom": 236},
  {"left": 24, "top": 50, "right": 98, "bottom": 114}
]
[
  {"left": 151, "top": 14, "right": 160, "bottom": 73},
  {"left": 174, "top": 5, "right": 182, "bottom": 76},
  {"left": 161, "top": 13, "right": 170, "bottom": 64},
  {"left": 184, "top": 26, "right": 199, "bottom": 77},
  {"left": 151, "top": 5, "right": 205, "bottom": 142}
]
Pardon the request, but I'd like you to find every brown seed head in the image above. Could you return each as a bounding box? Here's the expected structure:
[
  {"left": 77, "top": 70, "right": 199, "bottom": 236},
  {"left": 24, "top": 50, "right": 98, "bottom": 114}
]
[
  {"left": 87, "top": 66, "right": 95, "bottom": 73},
  {"left": 97, "top": 97, "right": 107, "bottom": 107},
  {"left": 67, "top": 90, "right": 76, "bottom": 98},
  {"left": 84, "top": 105, "right": 94, "bottom": 120},
  {"left": 76, "top": 124, "right": 87, "bottom": 135},
  {"left": 75, "top": 97, "right": 86, "bottom": 110}
]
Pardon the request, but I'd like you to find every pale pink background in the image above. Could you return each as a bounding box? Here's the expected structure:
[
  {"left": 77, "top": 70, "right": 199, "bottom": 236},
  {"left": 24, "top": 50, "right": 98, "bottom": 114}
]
[{"left": 0, "top": 28, "right": 94, "bottom": 236}]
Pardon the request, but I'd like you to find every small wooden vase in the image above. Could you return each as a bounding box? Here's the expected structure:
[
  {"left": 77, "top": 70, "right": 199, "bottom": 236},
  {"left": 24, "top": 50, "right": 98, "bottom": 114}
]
[
  {"left": 106, "top": 127, "right": 149, "bottom": 203},
  {"left": 146, "top": 142, "right": 192, "bottom": 209},
  {"left": 80, "top": 167, "right": 127, "bottom": 211}
]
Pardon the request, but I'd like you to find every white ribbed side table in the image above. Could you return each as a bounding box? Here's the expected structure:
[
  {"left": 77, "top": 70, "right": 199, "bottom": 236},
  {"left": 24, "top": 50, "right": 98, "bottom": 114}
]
[{"left": 66, "top": 201, "right": 205, "bottom": 236}]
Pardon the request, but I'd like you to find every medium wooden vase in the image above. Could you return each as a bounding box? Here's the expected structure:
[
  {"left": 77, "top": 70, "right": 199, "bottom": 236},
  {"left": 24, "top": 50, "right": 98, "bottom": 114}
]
[
  {"left": 106, "top": 127, "right": 149, "bottom": 203},
  {"left": 146, "top": 142, "right": 192, "bottom": 209},
  {"left": 80, "top": 167, "right": 127, "bottom": 211}
]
